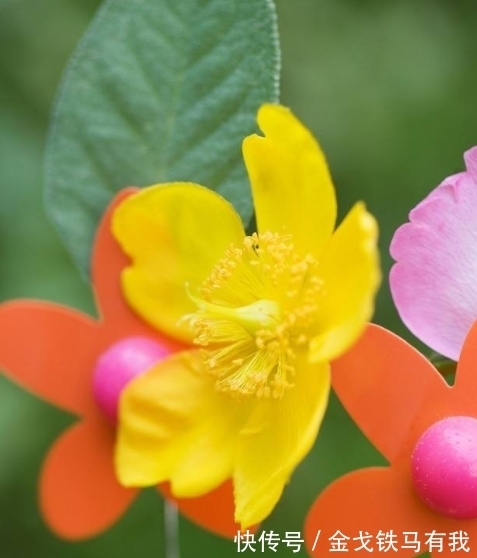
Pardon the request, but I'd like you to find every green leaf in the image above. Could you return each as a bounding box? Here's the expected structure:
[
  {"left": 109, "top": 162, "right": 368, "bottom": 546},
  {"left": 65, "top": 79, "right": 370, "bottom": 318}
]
[{"left": 45, "top": 0, "right": 280, "bottom": 278}]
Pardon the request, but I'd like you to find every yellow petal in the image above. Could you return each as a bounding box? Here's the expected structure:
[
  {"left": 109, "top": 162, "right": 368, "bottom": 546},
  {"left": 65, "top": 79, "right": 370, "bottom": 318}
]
[
  {"left": 112, "top": 183, "right": 245, "bottom": 342},
  {"left": 233, "top": 354, "right": 330, "bottom": 527},
  {"left": 242, "top": 104, "right": 337, "bottom": 256},
  {"left": 115, "top": 350, "right": 252, "bottom": 497},
  {"left": 309, "top": 202, "right": 381, "bottom": 362}
]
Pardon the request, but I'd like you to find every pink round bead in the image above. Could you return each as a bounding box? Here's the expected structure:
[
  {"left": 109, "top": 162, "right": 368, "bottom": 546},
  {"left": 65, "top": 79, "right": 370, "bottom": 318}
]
[
  {"left": 92, "top": 336, "right": 171, "bottom": 424},
  {"left": 411, "top": 416, "right": 477, "bottom": 519}
]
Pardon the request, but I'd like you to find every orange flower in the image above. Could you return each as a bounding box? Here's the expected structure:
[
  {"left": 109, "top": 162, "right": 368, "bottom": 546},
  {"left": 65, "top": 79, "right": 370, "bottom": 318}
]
[
  {"left": 0, "top": 190, "right": 239, "bottom": 540},
  {"left": 305, "top": 322, "right": 477, "bottom": 557}
]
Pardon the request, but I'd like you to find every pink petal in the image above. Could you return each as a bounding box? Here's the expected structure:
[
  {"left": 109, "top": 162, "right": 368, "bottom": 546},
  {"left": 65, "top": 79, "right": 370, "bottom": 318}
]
[
  {"left": 464, "top": 146, "right": 477, "bottom": 180},
  {"left": 454, "top": 319, "right": 477, "bottom": 397},
  {"left": 390, "top": 149, "right": 477, "bottom": 360}
]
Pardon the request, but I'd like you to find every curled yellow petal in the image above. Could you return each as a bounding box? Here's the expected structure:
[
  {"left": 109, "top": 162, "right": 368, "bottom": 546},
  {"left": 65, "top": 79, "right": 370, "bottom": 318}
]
[
  {"left": 242, "top": 104, "right": 337, "bottom": 256},
  {"left": 116, "top": 351, "right": 251, "bottom": 496},
  {"left": 112, "top": 183, "right": 245, "bottom": 342},
  {"left": 309, "top": 202, "right": 381, "bottom": 362}
]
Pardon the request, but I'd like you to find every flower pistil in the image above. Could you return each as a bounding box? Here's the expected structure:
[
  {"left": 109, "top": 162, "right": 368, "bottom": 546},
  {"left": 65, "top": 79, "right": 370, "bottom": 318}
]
[{"left": 188, "top": 231, "right": 323, "bottom": 399}]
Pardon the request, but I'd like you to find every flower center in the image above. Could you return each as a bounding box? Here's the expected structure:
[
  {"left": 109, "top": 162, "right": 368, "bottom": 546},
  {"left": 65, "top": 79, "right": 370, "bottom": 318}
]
[{"left": 188, "top": 232, "right": 322, "bottom": 399}]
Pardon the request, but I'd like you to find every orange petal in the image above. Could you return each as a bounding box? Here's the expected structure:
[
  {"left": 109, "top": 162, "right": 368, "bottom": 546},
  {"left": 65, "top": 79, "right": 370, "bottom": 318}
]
[
  {"left": 159, "top": 480, "right": 242, "bottom": 538},
  {"left": 0, "top": 301, "right": 100, "bottom": 415},
  {"left": 304, "top": 467, "right": 468, "bottom": 557},
  {"left": 91, "top": 187, "right": 143, "bottom": 330},
  {"left": 40, "top": 419, "right": 137, "bottom": 540},
  {"left": 331, "top": 324, "right": 448, "bottom": 462}
]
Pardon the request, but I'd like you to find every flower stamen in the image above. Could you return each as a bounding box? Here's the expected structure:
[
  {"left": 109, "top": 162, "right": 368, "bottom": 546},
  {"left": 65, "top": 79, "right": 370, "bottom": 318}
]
[{"left": 188, "top": 232, "right": 323, "bottom": 399}]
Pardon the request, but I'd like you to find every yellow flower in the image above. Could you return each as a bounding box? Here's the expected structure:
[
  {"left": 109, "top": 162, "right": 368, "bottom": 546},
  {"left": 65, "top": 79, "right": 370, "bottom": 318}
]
[{"left": 112, "top": 104, "right": 381, "bottom": 528}]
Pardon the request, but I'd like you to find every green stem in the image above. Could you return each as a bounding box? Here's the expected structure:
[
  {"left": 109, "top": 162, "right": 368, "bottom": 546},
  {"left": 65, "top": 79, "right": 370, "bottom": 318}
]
[{"left": 164, "top": 500, "right": 180, "bottom": 558}]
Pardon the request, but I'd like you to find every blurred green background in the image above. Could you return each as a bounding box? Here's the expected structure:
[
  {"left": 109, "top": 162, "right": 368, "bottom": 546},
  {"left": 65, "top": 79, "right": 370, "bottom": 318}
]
[{"left": 1, "top": 0, "right": 477, "bottom": 556}]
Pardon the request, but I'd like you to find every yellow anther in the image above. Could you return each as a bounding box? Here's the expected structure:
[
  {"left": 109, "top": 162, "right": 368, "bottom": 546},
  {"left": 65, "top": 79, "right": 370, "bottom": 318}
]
[{"left": 188, "top": 231, "right": 323, "bottom": 399}]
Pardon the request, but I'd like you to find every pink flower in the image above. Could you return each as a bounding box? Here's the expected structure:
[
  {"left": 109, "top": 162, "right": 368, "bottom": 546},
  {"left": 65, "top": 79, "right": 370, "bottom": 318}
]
[{"left": 390, "top": 147, "right": 477, "bottom": 360}]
